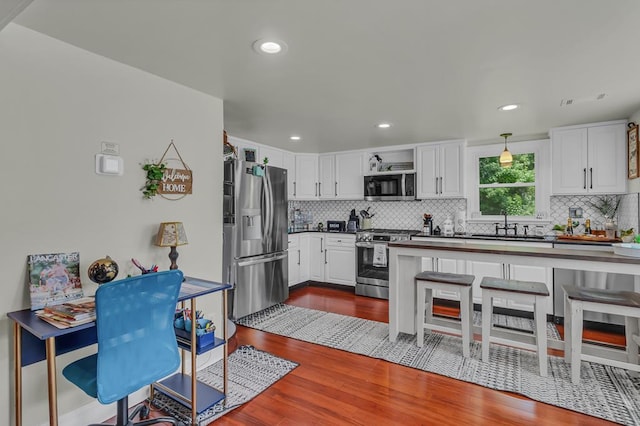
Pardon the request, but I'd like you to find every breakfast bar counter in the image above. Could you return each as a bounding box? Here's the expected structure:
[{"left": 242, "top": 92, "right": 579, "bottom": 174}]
[{"left": 388, "top": 240, "right": 640, "bottom": 342}]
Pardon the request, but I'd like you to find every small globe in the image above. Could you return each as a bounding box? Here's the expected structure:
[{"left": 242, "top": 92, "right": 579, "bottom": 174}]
[{"left": 88, "top": 256, "right": 119, "bottom": 284}]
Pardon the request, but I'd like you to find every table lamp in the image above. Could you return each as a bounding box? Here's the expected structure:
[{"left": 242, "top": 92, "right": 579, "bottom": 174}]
[{"left": 155, "top": 222, "right": 188, "bottom": 270}]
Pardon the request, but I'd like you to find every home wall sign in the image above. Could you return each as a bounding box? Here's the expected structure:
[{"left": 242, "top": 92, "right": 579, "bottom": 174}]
[{"left": 155, "top": 140, "right": 193, "bottom": 200}]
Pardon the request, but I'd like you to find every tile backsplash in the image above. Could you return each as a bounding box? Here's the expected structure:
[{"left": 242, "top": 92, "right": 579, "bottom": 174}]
[{"left": 289, "top": 193, "right": 640, "bottom": 235}]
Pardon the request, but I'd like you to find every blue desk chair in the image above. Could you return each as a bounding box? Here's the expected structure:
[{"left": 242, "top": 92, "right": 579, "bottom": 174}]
[{"left": 63, "top": 270, "right": 184, "bottom": 426}]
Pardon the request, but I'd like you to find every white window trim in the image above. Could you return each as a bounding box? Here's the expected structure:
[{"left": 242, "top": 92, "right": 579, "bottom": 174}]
[{"left": 465, "top": 139, "right": 551, "bottom": 223}]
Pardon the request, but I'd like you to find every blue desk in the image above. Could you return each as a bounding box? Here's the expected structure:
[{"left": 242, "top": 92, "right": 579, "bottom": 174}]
[{"left": 7, "top": 276, "right": 231, "bottom": 426}]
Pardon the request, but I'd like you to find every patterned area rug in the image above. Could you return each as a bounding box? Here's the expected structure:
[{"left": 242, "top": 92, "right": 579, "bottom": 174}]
[
  {"left": 237, "top": 304, "right": 640, "bottom": 425},
  {"left": 152, "top": 345, "right": 298, "bottom": 425}
]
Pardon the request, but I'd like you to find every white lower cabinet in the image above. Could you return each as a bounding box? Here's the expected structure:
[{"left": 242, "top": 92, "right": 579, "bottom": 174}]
[
  {"left": 294, "top": 232, "right": 356, "bottom": 286},
  {"left": 413, "top": 237, "right": 466, "bottom": 301},
  {"left": 308, "top": 234, "right": 325, "bottom": 282},
  {"left": 288, "top": 234, "right": 300, "bottom": 286},
  {"left": 324, "top": 234, "right": 356, "bottom": 286},
  {"left": 466, "top": 240, "right": 553, "bottom": 314}
]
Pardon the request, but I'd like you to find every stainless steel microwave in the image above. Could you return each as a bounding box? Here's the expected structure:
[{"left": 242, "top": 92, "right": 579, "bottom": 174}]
[{"left": 364, "top": 173, "right": 416, "bottom": 201}]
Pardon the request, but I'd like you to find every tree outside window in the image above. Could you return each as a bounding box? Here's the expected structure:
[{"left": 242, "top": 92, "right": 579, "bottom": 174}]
[{"left": 478, "top": 153, "right": 536, "bottom": 216}]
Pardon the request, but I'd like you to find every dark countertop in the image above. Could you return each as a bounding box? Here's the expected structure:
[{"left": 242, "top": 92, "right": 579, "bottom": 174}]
[
  {"left": 389, "top": 240, "right": 640, "bottom": 265},
  {"left": 411, "top": 232, "right": 615, "bottom": 247},
  {"left": 288, "top": 230, "right": 356, "bottom": 235}
]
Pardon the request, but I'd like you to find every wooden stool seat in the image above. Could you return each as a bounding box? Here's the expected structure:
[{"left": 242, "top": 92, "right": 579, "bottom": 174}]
[
  {"left": 416, "top": 271, "right": 475, "bottom": 286},
  {"left": 415, "top": 271, "right": 475, "bottom": 357},
  {"left": 480, "top": 277, "right": 549, "bottom": 296},
  {"left": 563, "top": 285, "right": 640, "bottom": 384},
  {"left": 480, "top": 276, "right": 549, "bottom": 377}
]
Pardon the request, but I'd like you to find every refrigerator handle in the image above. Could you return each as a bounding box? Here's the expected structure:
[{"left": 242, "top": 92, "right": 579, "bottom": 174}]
[
  {"left": 237, "top": 252, "right": 288, "bottom": 267},
  {"left": 263, "top": 172, "right": 273, "bottom": 240}
]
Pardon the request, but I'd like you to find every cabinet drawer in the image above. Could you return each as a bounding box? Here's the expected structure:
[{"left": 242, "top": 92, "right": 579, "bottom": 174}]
[{"left": 325, "top": 235, "right": 355, "bottom": 248}]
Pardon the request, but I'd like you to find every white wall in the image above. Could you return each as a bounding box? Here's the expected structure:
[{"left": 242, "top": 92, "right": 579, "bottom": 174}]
[{"left": 0, "top": 23, "right": 224, "bottom": 425}]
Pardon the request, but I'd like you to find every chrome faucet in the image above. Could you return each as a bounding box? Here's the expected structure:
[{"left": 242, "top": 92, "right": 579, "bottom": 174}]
[{"left": 494, "top": 210, "right": 518, "bottom": 235}]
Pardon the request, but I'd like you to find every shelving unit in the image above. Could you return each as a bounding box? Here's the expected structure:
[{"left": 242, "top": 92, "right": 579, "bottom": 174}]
[{"left": 152, "top": 277, "right": 232, "bottom": 425}]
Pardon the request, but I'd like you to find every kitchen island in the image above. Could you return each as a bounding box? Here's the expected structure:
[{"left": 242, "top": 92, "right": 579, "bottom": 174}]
[{"left": 388, "top": 240, "right": 640, "bottom": 344}]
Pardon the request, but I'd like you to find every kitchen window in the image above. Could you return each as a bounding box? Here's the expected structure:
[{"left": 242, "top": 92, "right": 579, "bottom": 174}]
[{"left": 466, "top": 139, "right": 550, "bottom": 221}]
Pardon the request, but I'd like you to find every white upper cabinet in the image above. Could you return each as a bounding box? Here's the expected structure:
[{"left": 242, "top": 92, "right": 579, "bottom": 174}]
[
  {"left": 416, "top": 141, "right": 464, "bottom": 198},
  {"left": 551, "top": 121, "right": 627, "bottom": 195},
  {"left": 260, "top": 145, "right": 285, "bottom": 168},
  {"left": 335, "top": 152, "right": 364, "bottom": 199},
  {"left": 317, "top": 152, "right": 364, "bottom": 200},
  {"left": 318, "top": 154, "right": 335, "bottom": 199},
  {"left": 294, "top": 154, "right": 319, "bottom": 200},
  {"left": 283, "top": 151, "right": 296, "bottom": 199}
]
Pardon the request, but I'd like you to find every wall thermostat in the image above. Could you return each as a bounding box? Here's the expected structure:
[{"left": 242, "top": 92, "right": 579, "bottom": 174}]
[{"left": 95, "top": 154, "right": 123, "bottom": 176}]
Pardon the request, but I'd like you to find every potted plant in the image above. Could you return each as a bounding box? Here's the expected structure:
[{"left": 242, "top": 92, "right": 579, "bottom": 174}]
[{"left": 141, "top": 162, "right": 166, "bottom": 199}]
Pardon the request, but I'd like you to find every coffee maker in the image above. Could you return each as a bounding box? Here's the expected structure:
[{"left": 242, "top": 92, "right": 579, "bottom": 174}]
[{"left": 347, "top": 209, "right": 359, "bottom": 232}]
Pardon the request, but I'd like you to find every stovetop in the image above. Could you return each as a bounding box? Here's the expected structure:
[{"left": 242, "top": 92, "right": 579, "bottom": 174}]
[
  {"left": 356, "top": 228, "right": 420, "bottom": 243},
  {"left": 356, "top": 228, "right": 420, "bottom": 235}
]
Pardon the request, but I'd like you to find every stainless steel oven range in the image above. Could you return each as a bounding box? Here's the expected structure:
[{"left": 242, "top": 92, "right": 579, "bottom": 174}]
[{"left": 355, "top": 229, "right": 415, "bottom": 299}]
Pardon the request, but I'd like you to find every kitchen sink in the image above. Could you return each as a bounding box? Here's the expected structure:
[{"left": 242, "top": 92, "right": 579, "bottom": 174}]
[{"left": 468, "top": 233, "right": 546, "bottom": 241}]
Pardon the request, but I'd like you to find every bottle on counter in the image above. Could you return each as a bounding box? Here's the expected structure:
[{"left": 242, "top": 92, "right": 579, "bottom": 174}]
[
  {"left": 566, "top": 217, "right": 573, "bottom": 235},
  {"left": 584, "top": 219, "right": 591, "bottom": 235}
]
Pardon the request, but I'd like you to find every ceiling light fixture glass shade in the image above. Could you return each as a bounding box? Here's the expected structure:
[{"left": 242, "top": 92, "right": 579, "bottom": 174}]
[{"left": 499, "top": 132, "right": 513, "bottom": 168}]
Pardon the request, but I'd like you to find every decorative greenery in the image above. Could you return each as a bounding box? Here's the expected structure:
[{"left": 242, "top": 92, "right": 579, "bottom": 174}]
[
  {"left": 141, "top": 162, "right": 166, "bottom": 199},
  {"left": 589, "top": 195, "right": 621, "bottom": 219},
  {"left": 263, "top": 157, "right": 269, "bottom": 165}
]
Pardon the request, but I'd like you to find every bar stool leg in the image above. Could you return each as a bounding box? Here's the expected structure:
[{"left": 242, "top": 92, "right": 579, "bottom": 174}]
[
  {"left": 570, "top": 300, "right": 583, "bottom": 384},
  {"left": 459, "top": 287, "right": 471, "bottom": 358},
  {"left": 625, "top": 316, "right": 640, "bottom": 377},
  {"left": 416, "top": 283, "right": 426, "bottom": 347},
  {"left": 534, "top": 295, "right": 548, "bottom": 377},
  {"left": 482, "top": 291, "right": 492, "bottom": 363},
  {"left": 564, "top": 292, "right": 572, "bottom": 363}
]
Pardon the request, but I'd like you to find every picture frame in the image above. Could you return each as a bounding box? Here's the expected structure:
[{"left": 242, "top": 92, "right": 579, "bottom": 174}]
[{"left": 628, "top": 123, "right": 639, "bottom": 179}]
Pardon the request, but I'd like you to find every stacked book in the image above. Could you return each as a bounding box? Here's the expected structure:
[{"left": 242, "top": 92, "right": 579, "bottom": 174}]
[{"left": 36, "top": 297, "right": 96, "bottom": 329}]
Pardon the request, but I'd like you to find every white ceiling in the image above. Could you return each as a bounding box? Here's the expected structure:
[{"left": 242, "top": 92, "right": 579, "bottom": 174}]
[{"left": 10, "top": 0, "right": 640, "bottom": 153}]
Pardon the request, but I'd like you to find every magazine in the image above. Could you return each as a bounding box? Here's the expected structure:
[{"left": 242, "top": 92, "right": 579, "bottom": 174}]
[
  {"left": 35, "top": 310, "right": 95, "bottom": 329},
  {"left": 43, "top": 297, "right": 95, "bottom": 321},
  {"left": 28, "top": 252, "right": 84, "bottom": 310}
]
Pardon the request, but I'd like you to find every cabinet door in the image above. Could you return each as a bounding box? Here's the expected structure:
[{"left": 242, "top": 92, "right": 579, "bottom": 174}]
[
  {"left": 318, "top": 155, "right": 335, "bottom": 199},
  {"left": 308, "top": 234, "right": 325, "bottom": 281},
  {"left": 551, "top": 128, "right": 588, "bottom": 194},
  {"left": 588, "top": 124, "right": 627, "bottom": 194},
  {"left": 283, "top": 152, "right": 296, "bottom": 199},
  {"left": 434, "top": 258, "right": 466, "bottom": 301},
  {"left": 326, "top": 246, "right": 356, "bottom": 286},
  {"left": 466, "top": 260, "right": 506, "bottom": 307},
  {"left": 295, "top": 154, "right": 319, "bottom": 199},
  {"left": 508, "top": 264, "right": 552, "bottom": 313},
  {"left": 258, "top": 146, "right": 283, "bottom": 168},
  {"left": 439, "top": 143, "right": 463, "bottom": 197},
  {"left": 298, "top": 233, "right": 310, "bottom": 282},
  {"left": 335, "top": 152, "right": 364, "bottom": 199},
  {"left": 287, "top": 235, "right": 300, "bottom": 286},
  {"left": 416, "top": 145, "right": 439, "bottom": 198}
]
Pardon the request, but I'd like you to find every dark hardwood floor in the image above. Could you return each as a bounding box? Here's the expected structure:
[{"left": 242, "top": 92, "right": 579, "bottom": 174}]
[
  {"left": 142, "top": 284, "right": 617, "bottom": 425},
  {"left": 214, "top": 285, "right": 617, "bottom": 425}
]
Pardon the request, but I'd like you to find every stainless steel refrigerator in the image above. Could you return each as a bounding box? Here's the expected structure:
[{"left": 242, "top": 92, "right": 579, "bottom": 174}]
[{"left": 223, "top": 159, "right": 289, "bottom": 320}]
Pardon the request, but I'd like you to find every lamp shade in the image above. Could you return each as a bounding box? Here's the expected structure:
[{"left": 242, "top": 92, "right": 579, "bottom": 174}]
[
  {"left": 155, "top": 222, "right": 188, "bottom": 247},
  {"left": 499, "top": 132, "right": 513, "bottom": 168}
]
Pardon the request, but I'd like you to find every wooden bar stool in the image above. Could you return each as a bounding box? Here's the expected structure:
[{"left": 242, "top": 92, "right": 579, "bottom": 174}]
[
  {"left": 480, "top": 277, "right": 549, "bottom": 376},
  {"left": 563, "top": 285, "right": 640, "bottom": 384},
  {"left": 415, "top": 271, "right": 475, "bottom": 357}
]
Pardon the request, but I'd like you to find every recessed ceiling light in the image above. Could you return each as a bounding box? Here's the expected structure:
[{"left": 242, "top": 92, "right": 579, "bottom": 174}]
[
  {"left": 498, "top": 104, "right": 519, "bottom": 111},
  {"left": 290, "top": 136, "right": 301, "bottom": 141},
  {"left": 252, "top": 39, "right": 288, "bottom": 55},
  {"left": 377, "top": 123, "right": 392, "bottom": 129}
]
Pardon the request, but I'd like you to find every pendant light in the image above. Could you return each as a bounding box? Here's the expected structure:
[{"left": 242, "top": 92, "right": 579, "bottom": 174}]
[{"left": 499, "top": 132, "right": 513, "bottom": 168}]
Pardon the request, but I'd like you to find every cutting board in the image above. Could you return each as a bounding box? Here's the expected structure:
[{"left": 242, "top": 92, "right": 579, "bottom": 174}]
[{"left": 557, "top": 234, "right": 621, "bottom": 243}]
